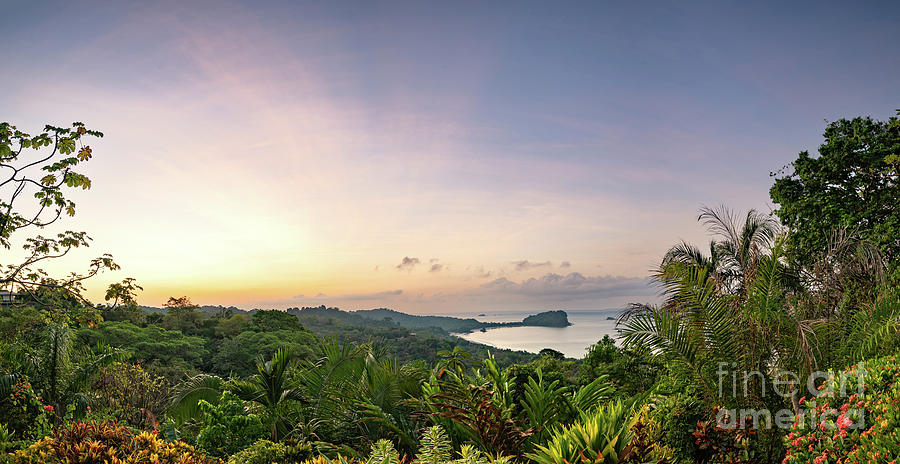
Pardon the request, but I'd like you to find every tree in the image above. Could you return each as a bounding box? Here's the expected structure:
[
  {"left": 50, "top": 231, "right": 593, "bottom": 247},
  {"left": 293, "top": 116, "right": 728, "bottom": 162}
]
[
  {"left": 215, "top": 313, "right": 248, "bottom": 338},
  {"left": 538, "top": 348, "right": 564, "bottom": 360},
  {"left": 162, "top": 296, "right": 204, "bottom": 334},
  {"left": 209, "top": 329, "right": 316, "bottom": 377},
  {"left": 77, "top": 321, "right": 208, "bottom": 382},
  {"left": 101, "top": 277, "right": 144, "bottom": 325},
  {"left": 578, "top": 335, "right": 662, "bottom": 397},
  {"left": 770, "top": 113, "right": 900, "bottom": 270},
  {"left": 248, "top": 309, "right": 305, "bottom": 332},
  {"left": 0, "top": 122, "right": 121, "bottom": 303},
  {"left": 230, "top": 347, "right": 306, "bottom": 441},
  {"left": 619, "top": 207, "right": 818, "bottom": 419}
]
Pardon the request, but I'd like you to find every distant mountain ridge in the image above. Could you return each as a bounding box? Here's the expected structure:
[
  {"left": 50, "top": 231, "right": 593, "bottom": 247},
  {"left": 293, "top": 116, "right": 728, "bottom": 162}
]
[
  {"left": 296, "top": 306, "right": 572, "bottom": 333},
  {"left": 296, "top": 307, "right": 572, "bottom": 333},
  {"left": 138, "top": 304, "right": 571, "bottom": 333}
]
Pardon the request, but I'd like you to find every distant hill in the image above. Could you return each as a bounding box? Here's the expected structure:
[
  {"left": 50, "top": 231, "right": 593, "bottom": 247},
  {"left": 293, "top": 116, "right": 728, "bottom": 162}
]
[
  {"left": 351, "top": 308, "right": 485, "bottom": 333},
  {"left": 139, "top": 304, "right": 571, "bottom": 334},
  {"left": 131, "top": 304, "right": 569, "bottom": 362},
  {"left": 289, "top": 306, "right": 571, "bottom": 333}
]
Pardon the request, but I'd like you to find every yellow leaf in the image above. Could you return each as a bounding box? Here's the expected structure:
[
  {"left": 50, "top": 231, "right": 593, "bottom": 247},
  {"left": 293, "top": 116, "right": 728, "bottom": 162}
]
[{"left": 77, "top": 146, "right": 92, "bottom": 161}]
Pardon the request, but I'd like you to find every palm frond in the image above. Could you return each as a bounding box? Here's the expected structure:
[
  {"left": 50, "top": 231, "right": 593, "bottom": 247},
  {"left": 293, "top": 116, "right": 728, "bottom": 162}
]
[{"left": 168, "top": 374, "right": 225, "bottom": 424}]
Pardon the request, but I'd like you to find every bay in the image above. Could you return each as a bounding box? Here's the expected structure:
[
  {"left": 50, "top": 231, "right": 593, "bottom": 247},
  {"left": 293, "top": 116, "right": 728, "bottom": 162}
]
[{"left": 449, "top": 309, "right": 623, "bottom": 359}]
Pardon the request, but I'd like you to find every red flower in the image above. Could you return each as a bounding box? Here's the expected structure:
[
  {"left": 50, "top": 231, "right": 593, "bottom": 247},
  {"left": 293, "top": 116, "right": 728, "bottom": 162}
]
[
  {"left": 42, "top": 405, "right": 54, "bottom": 412},
  {"left": 837, "top": 413, "right": 852, "bottom": 430}
]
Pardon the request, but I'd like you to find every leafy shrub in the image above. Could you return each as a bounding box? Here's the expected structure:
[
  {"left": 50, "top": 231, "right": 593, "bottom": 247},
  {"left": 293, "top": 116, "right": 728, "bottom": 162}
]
[
  {"left": 426, "top": 382, "right": 531, "bottom": 457},
  {"left": 8, "top": 420, "right": 218, "bottom": 463},
  {"left": 363, "top": 427, "right": 510, "bottom": 464},
  {"left": 578, "top": 335, "right": 664, "bottom": 398},
  {"left": 301, "top": 456, "right": 359, "bottom": 464},
  {"left": 527, "top": 400, "right": 635, "bottom": 464},
  {"left": 783, "top": 355, "right": 900, "bottom": 464},
  {"left": 415, "top": 427, "right": 508, "bottom": 464},
  {"left": 226, "top": 438, "right": 316, "bottom": 464},
  {"left": 196, "top": 391, "right": 268, "bottom": 457},
  {"left": 690, "top": 411, "right": 755, "bottom": 464},
  {"left": 648, "top": 392, "right": 705, "bottom": 463},
  {"left": 0, "top": 423, "right": 30, "bottom": 456},
  {"left": 622, "top": 407, "right": 675, "bottom": 463},
  {"left": 91, "top": 362, "right": 169, "bottom": 429},
  {"left": 0, "top": 375, "right": 44, "bottom": 438},
  {"left": 414, "top": 426, "right": 451, "bottom": 464},
  {"left": 226, "top": 439, "right": 282, "bottom": 464},
  {"left": 367, "top": 439, "right": 399, "bottom": 464}
]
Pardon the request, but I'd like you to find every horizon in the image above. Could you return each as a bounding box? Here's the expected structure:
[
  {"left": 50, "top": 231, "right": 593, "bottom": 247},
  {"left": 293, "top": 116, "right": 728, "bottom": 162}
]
[
  {"left": 2, "top": 0, "right": 898, "bottom": 313},
  {"left": 138, "top": 302, "right": 624, "bottom": 317}
]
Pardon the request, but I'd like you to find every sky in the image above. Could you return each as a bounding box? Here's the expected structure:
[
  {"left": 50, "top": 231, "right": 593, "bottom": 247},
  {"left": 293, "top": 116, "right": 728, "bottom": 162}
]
[{"left": 1, "top": 0, "right": 898, "bottom": 313}]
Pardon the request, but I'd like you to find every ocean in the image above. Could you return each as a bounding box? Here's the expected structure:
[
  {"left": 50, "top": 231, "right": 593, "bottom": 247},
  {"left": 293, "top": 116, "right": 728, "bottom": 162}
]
[{"left": 448, "top": 309, "right": 623, "bottom": 359}]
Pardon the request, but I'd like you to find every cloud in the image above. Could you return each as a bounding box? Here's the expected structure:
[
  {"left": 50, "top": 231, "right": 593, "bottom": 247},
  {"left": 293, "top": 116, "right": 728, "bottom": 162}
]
[
  {"left": 249, "top": 272, "right": 654, "bottom": 312},
  {"left": 560, "top": 261, "right": 571, "bottom": 268},
  {"left": 342, "top": 289, "right": 403, "bottom": 301},
  {"left": 430, "top": 263, "right": 444, "bottom": 273},
  {"left": 475, "top": 272, "right": 652, "bottom": 302},
  {"left": 512, "top": 260, "right": 552, "bottom": 271},
  {"left": 395, "top": 257, "right": 420, "bottom": 271},
  {"left": 466, "top": 265, "right": 492, "bottom": 279},
  {"left": 293, "top": 292, "right": 326, "bottom": 300}
]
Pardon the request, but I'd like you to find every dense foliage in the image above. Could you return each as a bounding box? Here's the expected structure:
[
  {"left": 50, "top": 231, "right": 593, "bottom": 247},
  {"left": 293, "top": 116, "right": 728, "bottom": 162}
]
[
  {"left": 3, "top": 114, "right": 900, "bottom": 463},
  {"left": 770, "top": 113, "right": 900, "bottom": 271},
  {"left": 7, "top": 421, "right": 218, "bottom": 464},
  {"left": 783, "top": 355, "right": 900, "bottom": 464}
]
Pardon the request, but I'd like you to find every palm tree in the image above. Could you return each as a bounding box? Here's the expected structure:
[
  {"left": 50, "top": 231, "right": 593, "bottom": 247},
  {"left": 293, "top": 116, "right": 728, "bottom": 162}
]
[
  {"left": 230, "top": 347, "right": 306, "bottom": 441},
  {"left": 355, "top": 357, "right": 428, "bottom": 453},
  {"left": 295, "top": 337, "right": 367, "bottom": 432},
  {"left": 620, "top": 206, "right": 819, "bottom": 412},
  {"left": 658, "top": 205, "right": 779, "bottom": 298},
  {"left": 845, "top": 290, "right": 900, "bottom": 361},
  {"left": 619, "top": 263, "right": 741, "bottom": 398},
  {"left": 3, "top": 321, "right": 124, "bottom": 420},
  {"left": 802, "top": 229, "right": 886, "bottom": 319}
]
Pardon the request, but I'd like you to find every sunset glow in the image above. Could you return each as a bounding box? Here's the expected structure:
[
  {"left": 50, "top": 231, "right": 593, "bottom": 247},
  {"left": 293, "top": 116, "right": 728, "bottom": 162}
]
[{"left": 2, "top": 0, "right": 897, "bottom": 312}]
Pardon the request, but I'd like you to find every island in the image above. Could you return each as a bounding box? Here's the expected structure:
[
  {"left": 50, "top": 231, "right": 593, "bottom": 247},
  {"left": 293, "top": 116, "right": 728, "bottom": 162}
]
[
  {"left": 521, "top": 310, "right": 572, "bottom": 328},
  {"left": 445, "top": 309, "right": 571, "bottom": 333}
]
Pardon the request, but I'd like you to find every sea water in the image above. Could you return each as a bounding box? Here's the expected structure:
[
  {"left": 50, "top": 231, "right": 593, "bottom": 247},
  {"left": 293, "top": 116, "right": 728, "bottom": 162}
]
[{"left": 450, "top": 309, "right": 622, "bottom": 359}]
